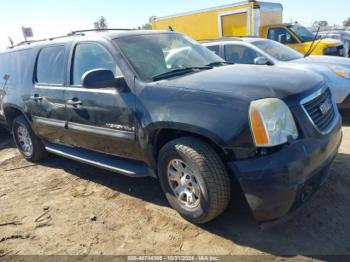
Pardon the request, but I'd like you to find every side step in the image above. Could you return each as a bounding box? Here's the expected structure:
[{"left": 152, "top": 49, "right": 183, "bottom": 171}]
[{"left": 45, "top": 143, "right": 155, "bottom": 178}]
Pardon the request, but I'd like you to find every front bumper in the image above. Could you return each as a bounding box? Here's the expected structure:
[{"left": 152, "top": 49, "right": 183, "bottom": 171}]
[{"left": 228, "top": 116, "right": 342, "bottom": 224}]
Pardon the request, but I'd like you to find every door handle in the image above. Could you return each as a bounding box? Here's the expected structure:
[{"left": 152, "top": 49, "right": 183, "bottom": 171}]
[
  {"left": 67, "top": 98, "right": 83, "bottom": 106},
  {"left": 31, "top": 94, "right": 43, "bottom": 101}
]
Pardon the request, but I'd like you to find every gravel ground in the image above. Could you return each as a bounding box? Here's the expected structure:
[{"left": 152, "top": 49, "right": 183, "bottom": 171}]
[{"left": 0, "top": 113, "right": 349, "bottom": 260}]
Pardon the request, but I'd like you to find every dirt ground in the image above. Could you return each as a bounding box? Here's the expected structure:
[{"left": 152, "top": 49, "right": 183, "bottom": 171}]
[{"left": 0, "top": 113, "right": 349, "bottom": 260}]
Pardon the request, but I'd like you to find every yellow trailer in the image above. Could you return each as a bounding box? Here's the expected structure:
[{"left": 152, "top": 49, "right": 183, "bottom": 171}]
[{"left": 152, "top": 1, "right": 345, "bottom": 56}]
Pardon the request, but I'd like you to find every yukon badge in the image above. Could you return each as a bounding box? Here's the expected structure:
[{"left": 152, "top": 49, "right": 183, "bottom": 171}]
[{"left": 106, "top": 123, "right": 135, "bottom": 132}]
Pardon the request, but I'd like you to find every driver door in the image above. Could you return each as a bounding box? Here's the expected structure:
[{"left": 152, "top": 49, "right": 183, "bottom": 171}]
[
  {"left": 64, "top": 41, "right": 139, "bottom": 159},
  {"left": 267, "top": 27, "right": 305, "bottom": 53}
]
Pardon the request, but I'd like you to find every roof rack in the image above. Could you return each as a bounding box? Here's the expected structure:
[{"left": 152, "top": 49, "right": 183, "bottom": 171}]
[
  {"left": 7, "top": 28, "right": 134, "bottom": 49},
  {"left": 68, "top": 28, "right": 135, "bottom": 35}
]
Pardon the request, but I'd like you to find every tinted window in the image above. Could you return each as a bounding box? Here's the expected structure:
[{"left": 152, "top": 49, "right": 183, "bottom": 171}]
[
  {"left": 0, "top": 49, "right": 33, "bottom": 86},
  {"left": 224, "top": 45, "right": 260, "bottom": 64},
  {"left": 206, "top": 45, "right": 220, "bottom": 56},
  {"left": 72, "top": 43, "right": 120, "bottom": 86},
  {"left": 0, "top": 53, "right": 10, "bottom": 84},
  {"left": 36, "top": 46, "right": 65, "bottom": 85},
  {"left": 268, "top": 28, "right": 297, "bottom": 44}
]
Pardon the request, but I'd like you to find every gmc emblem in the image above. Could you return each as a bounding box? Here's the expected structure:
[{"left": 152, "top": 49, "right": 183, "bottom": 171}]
[{"left": 319, "top": 99, "right": 332, "bottom": 115}]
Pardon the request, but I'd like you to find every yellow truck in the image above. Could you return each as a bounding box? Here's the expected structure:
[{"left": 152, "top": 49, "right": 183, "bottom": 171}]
[{"left": 152, "top": 0, "right": 345, "bottom": 56}]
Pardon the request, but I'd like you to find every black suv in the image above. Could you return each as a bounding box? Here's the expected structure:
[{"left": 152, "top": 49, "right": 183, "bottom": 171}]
[{"left": 0, "top": 30, "right": 343, "bottom": 224}]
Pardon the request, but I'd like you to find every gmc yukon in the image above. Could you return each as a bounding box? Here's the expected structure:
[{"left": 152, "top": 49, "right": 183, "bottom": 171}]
[{"left": 0, "top": 30, "right": 342, "bottom": 224}]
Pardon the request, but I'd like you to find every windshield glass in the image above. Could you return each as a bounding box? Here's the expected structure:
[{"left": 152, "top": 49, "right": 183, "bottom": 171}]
[
  {"left": 252, "top": 40, "right": 304, "bottom": 61},
  {"left": 114, "top": 33, "right": 224, "bottom": 81},
  {"left": 288, "top": 24, "right": 315, "bottom": 42}
]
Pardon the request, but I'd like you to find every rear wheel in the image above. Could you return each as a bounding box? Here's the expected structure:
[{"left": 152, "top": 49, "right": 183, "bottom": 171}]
[
  {"left": 12, "top": 115, "right": 48, "bottom": 162},
  {"left": 158, "top": 137, "right": 231, "bottom": 224}
]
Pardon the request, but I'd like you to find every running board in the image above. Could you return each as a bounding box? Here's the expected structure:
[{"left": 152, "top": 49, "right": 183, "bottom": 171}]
[{"left": 45, "top": 143, "right": 155, "bottom": 178}]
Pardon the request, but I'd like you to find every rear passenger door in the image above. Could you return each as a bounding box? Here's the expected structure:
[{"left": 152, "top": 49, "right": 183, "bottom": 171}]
[
  {"left": 64, "top": 41, "right": 138, "bottom": 159},
  {"left": 28, "top": 45, "right": 68, "bottom": 143}
]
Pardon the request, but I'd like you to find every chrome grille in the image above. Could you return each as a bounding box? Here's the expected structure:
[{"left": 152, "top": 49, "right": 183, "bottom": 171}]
[{"left": 302, "top": 89, "right": 336, "bottom": 133}]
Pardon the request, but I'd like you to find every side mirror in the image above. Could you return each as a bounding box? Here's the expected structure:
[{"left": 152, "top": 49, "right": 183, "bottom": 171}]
[
  {"left": 254, "top": 57, "right": 271, "bottom": 66},
  {"left": 278, "top": 34, "right": 287, "bottom": 44},
  {"left": 82, "top": 69, "right": 126, "bottom": 90}
]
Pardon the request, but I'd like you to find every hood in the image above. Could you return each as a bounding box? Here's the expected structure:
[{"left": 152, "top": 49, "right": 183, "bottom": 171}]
[
  {"left": 315, "top": 38, "right": 343, "bottom": 46},
  {"left": 154, "top": 65, "right": 323, "bottom": 102},
  {"left": 294, "top": 55, "right": 350, "bottom": 68}
]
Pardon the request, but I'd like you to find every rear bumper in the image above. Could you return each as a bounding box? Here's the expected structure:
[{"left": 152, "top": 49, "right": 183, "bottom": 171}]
[{"left": 228, "top": 117, "right": 342, "bottom": 224}]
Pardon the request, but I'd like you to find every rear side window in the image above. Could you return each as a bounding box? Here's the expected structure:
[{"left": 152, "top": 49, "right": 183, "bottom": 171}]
[
  {"left": 206, "top": 45, "right": 220, "bottom": 56},
  {"left": 36, "top": 46, "right": 65, "bottom": 85},
  {"left": 0, "top": 49, "right": 34, "bottom": 86}
]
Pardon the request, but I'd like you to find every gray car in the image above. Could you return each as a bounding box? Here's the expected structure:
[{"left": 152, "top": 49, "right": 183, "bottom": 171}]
[
  {"left": 203, "top": 38, "right": 350, "bottom": 109},
  {"left": 319, "top": 31, "right": 350, "bottom": 58}
]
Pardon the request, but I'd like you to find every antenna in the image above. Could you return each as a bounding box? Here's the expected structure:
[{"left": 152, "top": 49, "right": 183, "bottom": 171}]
[{"left": 8, "top": 37, "right": 14, "bottom": 47}]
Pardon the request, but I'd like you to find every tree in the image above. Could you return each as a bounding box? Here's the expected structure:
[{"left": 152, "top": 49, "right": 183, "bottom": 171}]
[
  {"left": 94, "top": 16, "right": 108, "bottom": 30},
  {"left": 312, "top": 20, "right": 329, "bottom": 30},
  {"left": 137, "top": 16, "right": 156, "bottom": 30},
  {"left": 344, "top": 18, "right": 350, "bottom": 27}
]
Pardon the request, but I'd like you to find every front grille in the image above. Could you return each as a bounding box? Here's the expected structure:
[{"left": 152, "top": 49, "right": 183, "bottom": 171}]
[{"left": 302, "top": 89, "right": 336, "bottom": 133}]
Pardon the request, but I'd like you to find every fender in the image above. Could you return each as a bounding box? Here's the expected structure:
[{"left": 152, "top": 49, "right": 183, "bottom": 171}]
[{"left": 3, "top": 95, "right": 32, "bottom": 126}]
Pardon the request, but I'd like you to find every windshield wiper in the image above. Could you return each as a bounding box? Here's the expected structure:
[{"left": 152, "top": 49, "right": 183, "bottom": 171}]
[
  {"left": 206, "top": 61, "right": 233, "bottom": 67},
  {"left": 152, "top": 66, "right": 212, "bottom": 81},
  {"left": 305, "top": 25, "right": 321, "bottom": 57}
]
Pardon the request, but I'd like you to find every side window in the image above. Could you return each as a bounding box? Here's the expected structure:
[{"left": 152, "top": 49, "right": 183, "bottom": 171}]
[
  {"left": 36, "top": 46, "right": 65, "bottom": 85},
  {"left": 0, "top": 54, "right": 9, "bottom": 85},
  {"left": 72, "top": 43, "right": 121, "bottom": 86},
  {"left": 224, "top": 45, "right": 260, "bottom": 64},
  {"left": 268, "top": 28, "right": 297, "bottom": 44},
  {"left": 206, "top": 45, "right": 220, "bottom": 56}
]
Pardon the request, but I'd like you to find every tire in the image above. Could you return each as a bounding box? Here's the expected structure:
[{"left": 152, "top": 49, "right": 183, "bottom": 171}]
[
  {"left": 12, "top": 115, "right": 48, "bottom": 162},
  {"left": 158, "top": 137, "right": 231, "bottom": 224}
]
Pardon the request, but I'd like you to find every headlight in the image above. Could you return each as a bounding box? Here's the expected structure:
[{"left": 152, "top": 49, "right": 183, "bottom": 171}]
[
  {"left": 249, "top": 98, "right": 298, "bottom": 147},
  {"left": 329, "top": 65, "right": 350, "bottom": 79}
]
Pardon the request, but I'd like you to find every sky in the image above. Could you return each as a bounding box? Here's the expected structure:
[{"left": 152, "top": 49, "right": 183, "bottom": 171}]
[{"left": 0, "top": 0, "right": 349, "bottom": 50}]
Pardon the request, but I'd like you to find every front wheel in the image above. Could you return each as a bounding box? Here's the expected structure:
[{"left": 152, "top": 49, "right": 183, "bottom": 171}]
[
  {"left": 12, "top": 115, "right": 48, "bottom": 162},
  {"left": 158, "top": 137, "right": 231, "bottom": 224}
]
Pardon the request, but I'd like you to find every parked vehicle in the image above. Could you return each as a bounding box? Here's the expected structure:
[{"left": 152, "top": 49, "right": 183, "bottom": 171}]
[
  {"left": 0, "top": 75, "right": 8, "bottom": 129},
  {"left": 203, "top": 38, "right": 350, "bottom": 109},
  {"left": 152, "top": 1, "right": 344, "bottom": 56},
  {"left": 319, "top": 31, "right": 350, "bottom": 57},
  {"left": 0, "top": 30, "right": 342, "bottom": 224}
]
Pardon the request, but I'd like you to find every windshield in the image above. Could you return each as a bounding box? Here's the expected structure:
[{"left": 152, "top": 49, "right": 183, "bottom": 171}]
[
  {"left": 288, "top": 24, "right": 316, "bottom": 42},
  {"left": 252, "top": 40, "right": 304, "bottom": 61},
  {"left": 114, "top": 33, "right": 224, "bottom": 81}
]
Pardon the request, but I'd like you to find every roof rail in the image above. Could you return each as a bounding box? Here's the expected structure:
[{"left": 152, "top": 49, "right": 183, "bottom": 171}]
[
  {"left": 7, "top": 28, "right": 135, "bottom": 49},
  {"left": 8, "top": 33, "right": 82, "bottom": 49},
  {"left": 68, "top": 28, "right": 135, "bottom": 35}
]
